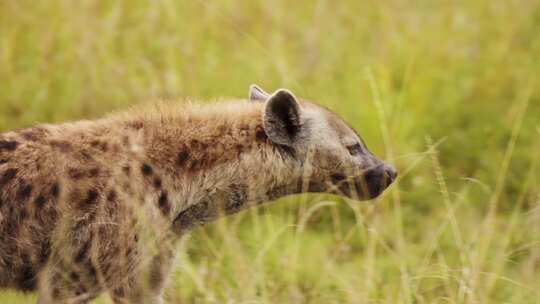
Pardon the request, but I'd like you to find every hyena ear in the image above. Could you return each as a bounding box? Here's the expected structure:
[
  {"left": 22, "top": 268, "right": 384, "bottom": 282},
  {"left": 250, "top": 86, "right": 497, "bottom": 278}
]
[
  {"left": 249, "top": 84, "right": 270, "bottom": 102},
  {"left": 263, "top": 89, "right": 302, "bottom": 146}
]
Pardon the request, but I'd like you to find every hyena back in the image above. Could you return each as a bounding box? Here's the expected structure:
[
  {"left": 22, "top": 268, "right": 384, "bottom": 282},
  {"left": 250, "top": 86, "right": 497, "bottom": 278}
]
[{"left": 0, "top": 85, "right": 396, "bottom": 303}]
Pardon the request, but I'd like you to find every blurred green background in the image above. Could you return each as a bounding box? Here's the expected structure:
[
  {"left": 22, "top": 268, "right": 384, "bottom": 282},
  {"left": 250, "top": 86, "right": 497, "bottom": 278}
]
[{"left": 1, "top": 0, "right": 539, "bottom": 303}]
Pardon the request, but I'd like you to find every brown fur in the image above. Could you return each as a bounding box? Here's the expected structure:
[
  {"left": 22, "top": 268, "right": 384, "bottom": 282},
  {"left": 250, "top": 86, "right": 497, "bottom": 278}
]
[{"left": 0, "top": 87, "right": 396, "bottom": 303}]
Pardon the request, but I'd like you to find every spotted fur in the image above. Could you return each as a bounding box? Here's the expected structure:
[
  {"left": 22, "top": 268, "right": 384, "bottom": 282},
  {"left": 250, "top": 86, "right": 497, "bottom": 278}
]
[{"left": 0, "top": 85, "right": 396, "bottom": 303}]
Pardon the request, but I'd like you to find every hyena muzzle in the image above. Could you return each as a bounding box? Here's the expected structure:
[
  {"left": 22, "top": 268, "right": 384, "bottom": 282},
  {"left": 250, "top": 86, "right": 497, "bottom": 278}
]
[{"left": 0, "top": 85, "right": 396, "bottom": 303}]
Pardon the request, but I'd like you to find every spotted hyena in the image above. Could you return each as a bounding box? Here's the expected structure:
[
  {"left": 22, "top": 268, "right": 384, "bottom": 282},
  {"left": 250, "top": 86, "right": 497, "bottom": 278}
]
[{"left": 0, "top": 85, "right": 396, "bottom": 303}]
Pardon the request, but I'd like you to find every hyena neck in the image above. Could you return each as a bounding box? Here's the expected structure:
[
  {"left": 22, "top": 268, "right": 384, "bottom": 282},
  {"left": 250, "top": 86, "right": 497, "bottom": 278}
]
[
  {"left": 169, "top": 157, "right": 303, "bottom": 234},
  {"left": 136, "top": 101, "right": 305, "bottom": 234}
]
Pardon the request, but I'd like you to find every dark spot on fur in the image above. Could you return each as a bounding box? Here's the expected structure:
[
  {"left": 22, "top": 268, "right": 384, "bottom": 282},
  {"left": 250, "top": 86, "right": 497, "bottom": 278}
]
[
  {"left": 16, "top": 264, "right": 37, "bottom": 291},
  {"left": 84, "top": 261, "right": 98, "bottom": 284},
  {"left": 15, "top": 253, "right": 37, "bottom": 291},
  {"left": 38, "top": 239, "right": 51, "bottom": 264},
  {"left": 255, "top": 128, "right": 267, "bottom": 142},
  {"left": 307, "top": 180, "right": 325, "bottom": 193},
  {"left": 122, "top": 165, "right": 131, "bottom": 175},
  {"left": 113, "top": 287, "right": 126, "bottom": 298},
  {"left": 0, "top": 140, "right": 18, "bottom": 151},
  {"left": 49, "top": 140, "right": 72, "bottom": 152},
  {"left": 331, "top": 173, "right": 347, "bottom": 183},
  {"left": 51, "top": 183, "right": 60, "bottom": 198},
  {"left": 20, "top": 208, "right": 29, "bottom": 220},
  {"left": 68, "top": 168, "right": 84, "bottom": 180},
  {"left": 153, "top": 177, "right": 162, "bottom": 189},
  {"left": 20, "top": 127, "right": 48, "bottom": 142},
  {"left": 70, "top": 272, "right": 80, "bottom": 281},
  {"left": 235, "top": 144, "right": 245, "bottom": 156},
  {"left": 4, "top": 207, "right": 20, "bottom": 237},
  {"left": 77, "top": 189, "right": 100, "bottom": 209},
  {"left": 158, "top": 192, "right": 170, "bottom": 216},
  {"left": 189, "top": 159, "right": 200, "bottom": 171},
  {"left": 34, "top": 195, "right": 47, "bottom": 209},
  {"left": 107, "top": 190, "right": 117, "bottom": 202},
  {"left": 21, "top": 252, "right": 31, "bottom": 264},
  {"left": 74, "top": 287, "right": 85, "bottom": 296},
  {"left": 84, "top": 189, "right": 99, "bottom": 205},
  {"left": 266, "top": 185, "right": 293, "bottom": 200},
  {"left": 91, "top": 140, "right": 108, "bottom": 152},
  {"left": 127, "top": 121, "right": 144, "bottom": 130},
  {"left": 75, "top": 239, "right": 92, "bottom": 263},
  {"left": 176, "top": 151, "right": 189, "bottom": 167},
  {"left": 238, "top": 124, "right": 249, "bottom": 135},
  {"left": 0, "top": 168, "right": 17, "bottom": 189},
  {"left": 217, "top": 125, "right": 228, "bottom": 133},
  {"left": 88, "top": 167, "right": 100, "bottom": 178},
  {"left": 190, "top": 139, "right": 201, "bottom": 149},
  {"left": 80, "top": 150, "right": 92, "bottom": 160},
  {"left": 52, "top": 287, "right": 61, "bottom": 298},
  {"left": 17, "top": 183, "right": 33, "bottom": 202},
  {"left": 141, "top": 163, "right": 153, "bottom": 176}
]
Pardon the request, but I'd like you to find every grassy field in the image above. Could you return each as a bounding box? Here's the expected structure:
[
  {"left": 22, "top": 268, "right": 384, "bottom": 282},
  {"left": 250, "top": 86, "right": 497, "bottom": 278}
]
[{"left": 1, "top": 0, "right": 539, "bottom": 303}]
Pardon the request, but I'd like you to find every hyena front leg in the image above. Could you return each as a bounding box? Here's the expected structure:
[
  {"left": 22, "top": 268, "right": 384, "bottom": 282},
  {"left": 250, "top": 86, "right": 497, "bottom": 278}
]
[
  {"left": 37, "top": 263, "right": 100, "bottom": 304},
  {"left": 109, "top": 247, "right": 176, "bottom": 304},
  {"left": 37, "top": 229, "right": 103, "bottom": 304}
]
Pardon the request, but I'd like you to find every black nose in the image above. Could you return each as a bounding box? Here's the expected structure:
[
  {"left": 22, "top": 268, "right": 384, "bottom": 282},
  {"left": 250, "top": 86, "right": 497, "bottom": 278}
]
[{"left": 384, "top": 165, "right": 397, "bottom": 182}]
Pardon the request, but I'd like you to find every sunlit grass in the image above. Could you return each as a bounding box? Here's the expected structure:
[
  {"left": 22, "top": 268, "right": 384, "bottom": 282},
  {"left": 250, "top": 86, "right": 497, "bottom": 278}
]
[{"left": 1, "top": 0, "right": 539, "bottom": 303}]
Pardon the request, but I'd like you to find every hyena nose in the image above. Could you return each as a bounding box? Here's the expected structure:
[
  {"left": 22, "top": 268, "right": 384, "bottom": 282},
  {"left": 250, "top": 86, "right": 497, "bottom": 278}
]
[{"left": 384, "top": 165, "right": 397, "bottom": 182}]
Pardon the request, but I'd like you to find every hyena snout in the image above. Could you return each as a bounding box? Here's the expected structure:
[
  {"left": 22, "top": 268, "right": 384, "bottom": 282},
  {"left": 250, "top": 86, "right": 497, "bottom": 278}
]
[
  {"left": 331, "top": 163, "right": 397, "bottom": 200},
  {"left": 360, "top": 163, "right": 397, "bottom": 199}
]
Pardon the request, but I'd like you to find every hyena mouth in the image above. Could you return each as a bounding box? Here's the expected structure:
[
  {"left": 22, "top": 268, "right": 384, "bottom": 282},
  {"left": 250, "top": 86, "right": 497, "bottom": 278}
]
[{"left": 331, "top": 165, "right": 397, "bottom": 200}]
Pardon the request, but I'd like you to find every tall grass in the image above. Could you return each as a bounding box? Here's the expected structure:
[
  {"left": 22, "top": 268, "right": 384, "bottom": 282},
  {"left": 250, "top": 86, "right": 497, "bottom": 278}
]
[{"left": 1, "top": 0, "right": 539, "bottom": 303}]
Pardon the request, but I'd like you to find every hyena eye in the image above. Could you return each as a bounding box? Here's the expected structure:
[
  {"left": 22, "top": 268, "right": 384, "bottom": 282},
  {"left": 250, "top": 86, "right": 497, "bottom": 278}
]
[{"left": 346, "top": 143, "right": 362, "bottom": 156}]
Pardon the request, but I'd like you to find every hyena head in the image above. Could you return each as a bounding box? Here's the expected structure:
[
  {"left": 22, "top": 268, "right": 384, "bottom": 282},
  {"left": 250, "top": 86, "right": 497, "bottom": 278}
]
[{"left": 250, "top": 85, "right": 397, "bottom": 200}]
